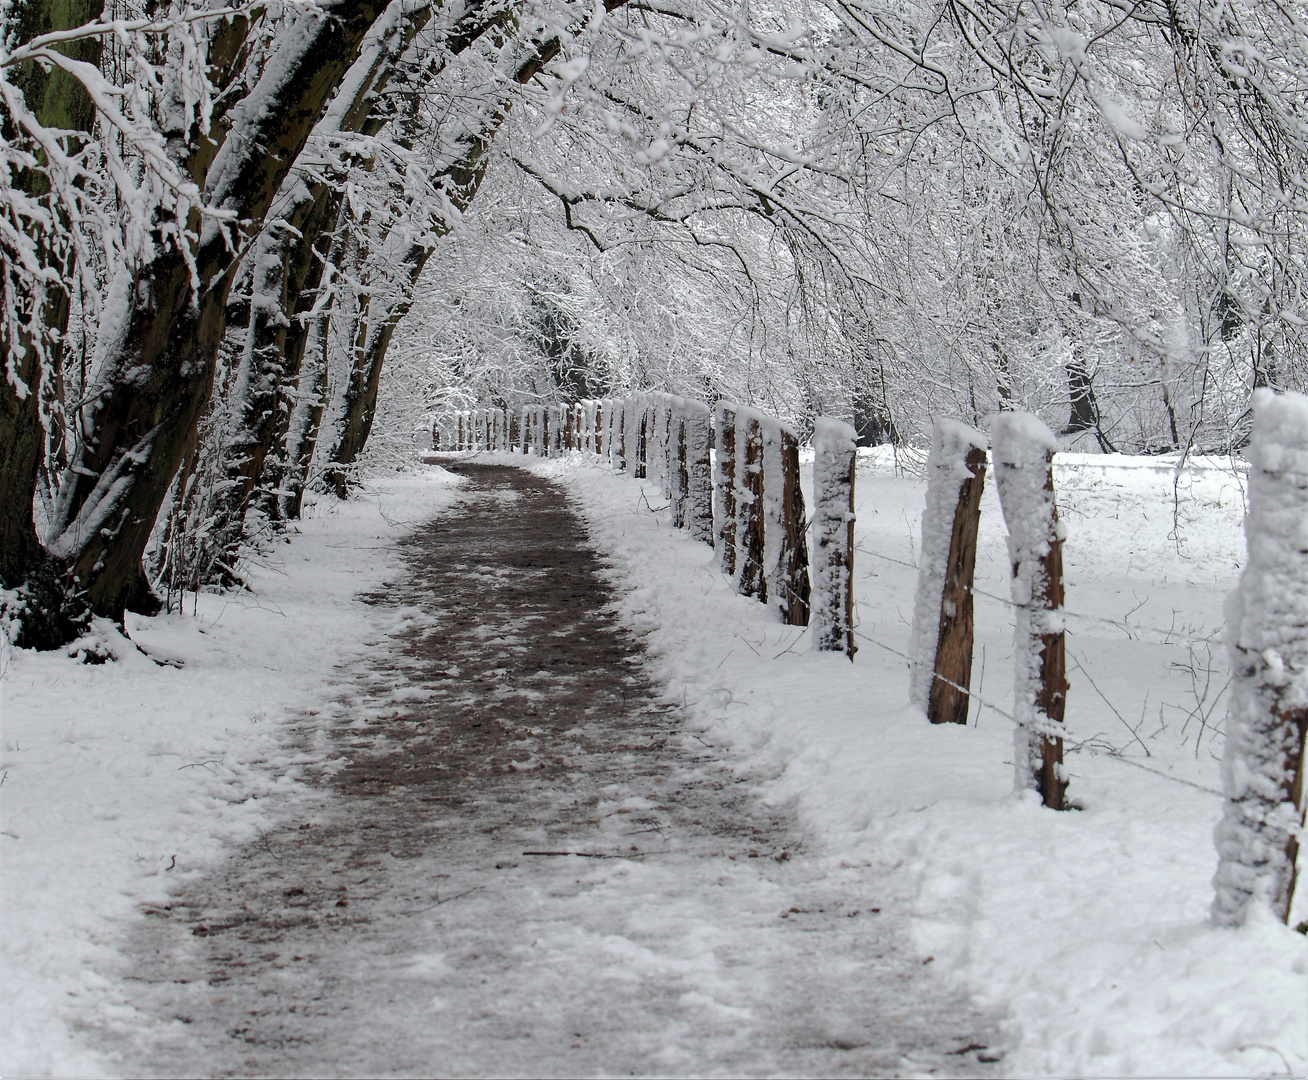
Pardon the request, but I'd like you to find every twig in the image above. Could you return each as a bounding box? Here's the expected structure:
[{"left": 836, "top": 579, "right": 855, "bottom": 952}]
[{"left": 1068, "top": 651, "right": 1152, "bottom": 756}]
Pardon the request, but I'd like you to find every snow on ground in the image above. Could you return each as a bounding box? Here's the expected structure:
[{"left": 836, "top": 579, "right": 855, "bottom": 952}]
[
  {"left": 520, "top": 447, "right": 1308, "bottom": 1079},
  {"left": 4, "top": 447, "right": 1306, "bottom": 1079},
  {"left": 0, "top": 471, "right": 465, "bottom": 1078}
]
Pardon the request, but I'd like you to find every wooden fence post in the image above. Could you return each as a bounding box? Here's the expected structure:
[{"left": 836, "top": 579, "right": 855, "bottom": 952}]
[
  {"left": 762, "top": 419, "right": 811, "bottom": 626},
  {"left": 714, "top": 402, "right": 737, "bottom": 575},
  {"left": 684, "top": 400, "right": 713, "bottom": 544},
  {"left": 662, "top": 398, "right": 675, "bottom": 499},
  {"left": 670, "top": 400, "right": 688, "bottom": 527},
  {"left": 619, "top": 397, "right": 633, "bottom": 472},
  {"left": 1213, "top": 389, "right": 1308, "bottom": 926},
  {"left": 735, "top": 409, "right": 767, "bottom": 599},
  {"left": 613, "top": 400, "right": 626, "bottom": 469},
  {"left": 635, "top": 401, "right": 648, "bottom": 477},
  {"left": 812, "top": 417, "right": 857, "bottom": 659},
  {"left": 991, "top": 412, "right": 1067, "bottom": 810},
  {"left": 909, "top": 421, "right": 988, "bottom": 724}
]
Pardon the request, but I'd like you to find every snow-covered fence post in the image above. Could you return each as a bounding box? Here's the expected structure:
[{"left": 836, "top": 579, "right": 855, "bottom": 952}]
[
  {"left": 563, "top": 405, "right": 575, "bottom": 450},
  {"left": 456, "top": 412, "right": 464, "bottom": 450},
  {"left": 1213, "top": 389, "right": 1308, "bottom": 927},
  {"left": 645, "top": 395, "right": 663, "bottom": 490},
  {"left": 715, "top": 402, "right": 738, "bottom": 575},
  {"left": 812, "top": 418, "right": 857, "bottom": 658},
  {"left": 991, "top": 412, "right": 1067, "bottom": 810},
  {"left": 635, "top": 399, "right": 649, "bottom": 478},
  {"left": 662, "top": 397, "right": 676, "bottom": 500},
  {"left": 684, "top": 400, "right": 713, "bottom": 545},
  {"left": 735, "top": 409, "right": 767, "bottom": 599},
  {"left": 762, "top": 418, "right": 811, "bottom": 626},
  {"left": 498, "top": 408, "right": 508, "bottom": 451},
  {"left": 551, "top": 406, "right": 564, "bottom": 456},
  {"left": 613, "top": 400, "right": 626, "bottom": 470},
  {"left": 594, "top": 401, "right": 605, "bottom": 458},
  {"left": 614, "top": 392, "right": 630, "bottom": 468},
  {"left": 909, "top": 421, "right": 989, "bottom": 724},
  {"left": 670, "top": 400, "right": 688, "bottom": 527},
  {"left": 480, "top": 410, "right": 490, "bottom": 450}
]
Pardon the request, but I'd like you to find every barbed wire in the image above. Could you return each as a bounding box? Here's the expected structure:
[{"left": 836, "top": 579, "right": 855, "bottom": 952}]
[{"left": 854, "top": 545, "right": 1222, "bottom": 646}]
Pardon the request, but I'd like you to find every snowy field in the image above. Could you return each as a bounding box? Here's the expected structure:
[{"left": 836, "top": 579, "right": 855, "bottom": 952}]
[
  {"left": 526, "top": 448, "right": 1307, "bottom": 1079},
  {"left": 3, "top": 450, "right": 1306, "bottom": 1077}
]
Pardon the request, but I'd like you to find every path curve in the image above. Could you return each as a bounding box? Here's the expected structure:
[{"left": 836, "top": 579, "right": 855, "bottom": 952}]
[{"left": 87, "top": 464, "right": 1003, "bottom": 1077}]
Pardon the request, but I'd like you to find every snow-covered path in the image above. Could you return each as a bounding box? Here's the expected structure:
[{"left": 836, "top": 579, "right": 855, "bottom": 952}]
[{"left": 85, "top": 463, "right": 1001, "bottom": 1078}]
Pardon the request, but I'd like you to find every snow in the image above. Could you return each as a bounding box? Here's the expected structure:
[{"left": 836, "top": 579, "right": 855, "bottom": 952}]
[
  {"left": 1, "top": 468, "right": 466, "bottom": 1078},
  {"left": 908, "top": 420, "right": 988, "bottom": 711},
  {"left": 523, "top": 446, "right": 1306, "bottom": 1078},
  {"left": 1213, "top": 388, "right": 1308, "bottom": 925},
  {"left": 6, "top": 446, "right": 1307, "bottom": 1078}
]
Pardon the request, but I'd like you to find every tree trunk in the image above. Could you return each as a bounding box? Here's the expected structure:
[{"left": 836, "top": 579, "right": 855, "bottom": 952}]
[
  {"left": 39, "top": 0, "right": 395, "bottom": 622},
  {"left": 0, "top": 0, "right": 102, "bottom": 642}
]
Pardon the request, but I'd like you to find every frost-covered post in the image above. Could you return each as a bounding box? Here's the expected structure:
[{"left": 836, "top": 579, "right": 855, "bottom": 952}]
[
  {"left": 594, "top": 401, "right": 605, "bottom": 458},
  {"left": 1213, "top": 390, "right": 1308, "bottom": 927},
  {"left": 991, "top": 412, "right": 1067, "bottom": 810},
  {"left": 662, "top": 398, "right": 676, "bottom": 500},
  {"left": 909, "top": 421, "right": 989, "bottom": 724},
  {"left": 613, "top": 400, "right": 627, "bottom": 470},
  {"left": 684, "top": 400, "right": 714, "bottom": 545},
  {"left": 480, "top": 410, "right": 490, "bottom": 450},
  {"left": 646, "top": 395, "right": 662, "bottom": 490},
  {"left": 670, "top": 400, "right": 689, "bottom": 527},
  {"left": 762, "top": 419, "right": 811, "bottom": 626},
  {"left": 635, "top": 401, "right": 649, "bottom": 478},
  {"left": 715, "top": 402, "right": 739, "bottom": 575},
  {"left": 735, "top": 409, "right": 767, "bottom": 599},
  {"left": 812, "top": 418, "right": 857, "bottom": 659}
]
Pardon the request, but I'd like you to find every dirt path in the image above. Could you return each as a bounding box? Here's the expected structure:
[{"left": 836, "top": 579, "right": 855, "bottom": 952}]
[{"left": 86, "top": 464, "right": 1003, "bottom": 1078}]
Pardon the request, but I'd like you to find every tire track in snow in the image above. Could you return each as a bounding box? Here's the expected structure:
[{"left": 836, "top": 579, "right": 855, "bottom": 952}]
[{"left": 85, "top": 463, "right": 1003, "bottom": 1077}]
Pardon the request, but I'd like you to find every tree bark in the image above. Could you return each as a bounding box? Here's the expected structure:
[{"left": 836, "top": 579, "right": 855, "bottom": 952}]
[{"left": 39, "top": 0, "right": 394, "bottom": 622}]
